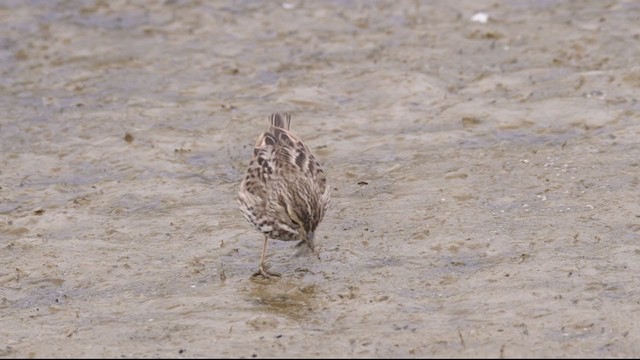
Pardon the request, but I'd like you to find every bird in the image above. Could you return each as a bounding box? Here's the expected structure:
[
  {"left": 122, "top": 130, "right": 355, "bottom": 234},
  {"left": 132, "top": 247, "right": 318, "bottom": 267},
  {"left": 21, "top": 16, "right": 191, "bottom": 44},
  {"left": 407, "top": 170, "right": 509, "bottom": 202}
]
[{"left": 238, "top": 113, "right": 330, "bottom": 278}]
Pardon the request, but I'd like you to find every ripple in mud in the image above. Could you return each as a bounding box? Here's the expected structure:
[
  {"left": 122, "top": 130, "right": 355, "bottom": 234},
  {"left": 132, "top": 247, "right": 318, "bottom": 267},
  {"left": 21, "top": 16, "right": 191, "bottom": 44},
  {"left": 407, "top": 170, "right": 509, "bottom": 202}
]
[{"left": 247, "top": 279, "right": 321, "bottom": 321}]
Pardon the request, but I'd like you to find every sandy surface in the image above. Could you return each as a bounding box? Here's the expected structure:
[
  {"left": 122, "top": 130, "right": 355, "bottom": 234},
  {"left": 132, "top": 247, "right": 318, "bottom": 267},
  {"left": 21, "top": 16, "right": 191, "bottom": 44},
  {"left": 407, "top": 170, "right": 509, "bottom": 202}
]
[{"left": 2, "top": 0, "right": 640, "bottom": 358}]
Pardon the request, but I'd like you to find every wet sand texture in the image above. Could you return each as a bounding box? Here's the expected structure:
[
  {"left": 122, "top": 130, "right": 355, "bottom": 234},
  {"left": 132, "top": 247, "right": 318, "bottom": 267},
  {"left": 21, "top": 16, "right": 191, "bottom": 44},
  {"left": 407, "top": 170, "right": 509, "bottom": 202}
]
[{"left": 1, "top": 1, "right": 640, "bottom": 358}]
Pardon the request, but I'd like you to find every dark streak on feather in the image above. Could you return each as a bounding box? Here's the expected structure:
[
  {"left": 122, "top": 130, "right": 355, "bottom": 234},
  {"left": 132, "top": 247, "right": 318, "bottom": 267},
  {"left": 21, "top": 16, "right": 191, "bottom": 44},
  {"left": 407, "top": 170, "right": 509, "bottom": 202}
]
[{"left": 295, "top": 150, "right": 306, "bottom": 168}]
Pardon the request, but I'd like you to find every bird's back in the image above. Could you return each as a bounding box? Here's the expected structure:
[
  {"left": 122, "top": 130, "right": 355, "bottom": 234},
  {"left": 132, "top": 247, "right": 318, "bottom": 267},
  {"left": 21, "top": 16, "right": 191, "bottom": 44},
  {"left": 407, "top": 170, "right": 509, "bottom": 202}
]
[{"left": 239, "top": 113, "right": 330, "bottom": 242}]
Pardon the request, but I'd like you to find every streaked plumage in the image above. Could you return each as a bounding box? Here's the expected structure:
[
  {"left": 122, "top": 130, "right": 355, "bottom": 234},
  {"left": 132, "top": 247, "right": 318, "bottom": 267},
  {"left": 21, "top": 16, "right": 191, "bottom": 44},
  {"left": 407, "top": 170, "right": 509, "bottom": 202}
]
[{"left": 238, "top": 113, "right": 330, "bottom": 278}]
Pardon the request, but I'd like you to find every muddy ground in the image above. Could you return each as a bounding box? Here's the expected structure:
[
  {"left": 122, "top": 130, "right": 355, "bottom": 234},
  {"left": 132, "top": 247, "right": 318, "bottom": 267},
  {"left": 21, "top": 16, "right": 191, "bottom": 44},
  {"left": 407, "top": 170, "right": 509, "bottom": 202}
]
[{"left": 2, "top": 0, "right": 640, "bottom": 358}]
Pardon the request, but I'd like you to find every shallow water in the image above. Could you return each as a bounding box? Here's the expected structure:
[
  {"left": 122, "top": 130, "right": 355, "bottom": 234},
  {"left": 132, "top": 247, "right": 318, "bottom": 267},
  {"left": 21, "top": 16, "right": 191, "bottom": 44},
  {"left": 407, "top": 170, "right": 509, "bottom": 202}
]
[{"left": 1, "top": 0, "right": 640, "bottom": 358}]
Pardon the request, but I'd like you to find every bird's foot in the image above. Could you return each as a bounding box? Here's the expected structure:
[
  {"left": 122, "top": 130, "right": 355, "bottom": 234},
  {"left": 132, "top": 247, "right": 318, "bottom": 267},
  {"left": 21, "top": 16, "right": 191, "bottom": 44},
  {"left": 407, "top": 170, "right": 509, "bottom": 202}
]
[{"left": 252, "top": 264, "right": 281, "bottom": 279}]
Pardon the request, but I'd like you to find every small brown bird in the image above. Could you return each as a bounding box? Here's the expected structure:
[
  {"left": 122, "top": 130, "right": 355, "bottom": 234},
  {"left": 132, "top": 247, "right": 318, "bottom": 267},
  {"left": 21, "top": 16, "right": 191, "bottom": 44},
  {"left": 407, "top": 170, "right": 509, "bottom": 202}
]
[{"left": 238, "top": 113, "right": 330, "bottom": 278}]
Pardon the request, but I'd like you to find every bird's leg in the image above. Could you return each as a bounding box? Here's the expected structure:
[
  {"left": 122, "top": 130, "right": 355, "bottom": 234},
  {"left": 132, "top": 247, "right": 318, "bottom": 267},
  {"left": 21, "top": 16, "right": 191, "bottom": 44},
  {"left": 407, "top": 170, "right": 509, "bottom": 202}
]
[{"left": 253, "top": 235, "right": 280, "bottom": 278}]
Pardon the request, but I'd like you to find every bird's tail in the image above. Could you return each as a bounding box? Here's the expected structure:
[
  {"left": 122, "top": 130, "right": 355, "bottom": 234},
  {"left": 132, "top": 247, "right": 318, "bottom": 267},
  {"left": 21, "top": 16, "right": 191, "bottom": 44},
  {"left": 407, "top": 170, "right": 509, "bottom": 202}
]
[{"left": 269, "top": 113, "right": 291, "bottom": 130}]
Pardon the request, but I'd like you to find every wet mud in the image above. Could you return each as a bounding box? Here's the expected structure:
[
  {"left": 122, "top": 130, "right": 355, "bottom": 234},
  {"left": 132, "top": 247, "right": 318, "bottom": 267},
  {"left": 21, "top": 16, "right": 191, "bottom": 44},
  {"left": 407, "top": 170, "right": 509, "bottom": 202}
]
[{"left": 1, "top": 0, "right": 640, "bottom": 358}]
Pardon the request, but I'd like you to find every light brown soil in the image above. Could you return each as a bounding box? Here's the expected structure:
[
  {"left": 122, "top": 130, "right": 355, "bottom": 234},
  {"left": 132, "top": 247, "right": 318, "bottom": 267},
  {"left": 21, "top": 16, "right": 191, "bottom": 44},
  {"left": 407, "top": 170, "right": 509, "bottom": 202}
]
[{"left": 2, "top": 0, "right": 640, "bottom": 358}]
